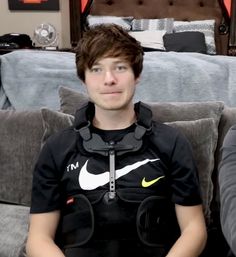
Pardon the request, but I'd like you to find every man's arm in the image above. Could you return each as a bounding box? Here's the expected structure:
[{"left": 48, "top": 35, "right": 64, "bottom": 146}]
[
  {"left": 166, "top": 204, "right": 207, "bottom": 257},
  {"left": 219, "top": 125, "right": 236, "bottom": 255},
  {"left": 26, "top": 211, "right": 65, "bottom": 257}
]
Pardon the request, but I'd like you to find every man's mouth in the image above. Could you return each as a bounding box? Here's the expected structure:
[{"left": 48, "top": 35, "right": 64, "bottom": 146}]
[{"left": 102, "top": 91, "right": 122, "bottom": 95}]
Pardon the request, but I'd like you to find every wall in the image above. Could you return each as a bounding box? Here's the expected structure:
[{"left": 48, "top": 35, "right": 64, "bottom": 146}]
[{"left": 0, "top": 0, "right": 71, "bottom": 48}]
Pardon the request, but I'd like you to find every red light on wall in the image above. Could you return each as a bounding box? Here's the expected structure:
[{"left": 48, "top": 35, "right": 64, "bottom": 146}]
[
  {"left": 81, "top": 0, "right": 88, "bottom": 13},
  {"left": 9, "top": 0, "right": 59, "bottom": 10},
  {"left": 224, "top": 0, "right": 231, "bottom": 16}
]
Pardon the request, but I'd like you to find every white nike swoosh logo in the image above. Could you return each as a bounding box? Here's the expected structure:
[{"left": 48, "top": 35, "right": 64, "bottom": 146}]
[{"left": 79, "top": 158, "right": 159, "bottom": 190}]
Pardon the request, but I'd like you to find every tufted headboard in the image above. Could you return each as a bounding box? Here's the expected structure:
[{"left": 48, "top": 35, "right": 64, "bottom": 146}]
[{"left": 69, "top": 0, "right": 236, "bottom": 55}]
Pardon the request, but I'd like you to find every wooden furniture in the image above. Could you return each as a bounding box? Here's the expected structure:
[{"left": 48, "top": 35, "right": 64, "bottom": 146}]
[
  {"left": 69, "top": 0, "right": 82, "bottom": 47},
  {"left": 229, "top": 0, "right": 236, "bottom": 55}
]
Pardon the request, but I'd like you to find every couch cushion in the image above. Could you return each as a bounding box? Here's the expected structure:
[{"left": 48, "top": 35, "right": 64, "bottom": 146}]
[
  {"left": 216, "top": 107, "right": 236, "bottom": 169},
  {"left": 41, "top": 105, "right": 219, "bottom": 224},
  {"left": 41, "top": 108, "right": 74, "bottom": 144},
  {"left": 58, "top": 86, "right": 88, "bottom": 116},
  {"left": 0, "top": 110, "right": 43, "bottom": 206},
  {"left": 0, "top": 203, "right": 29, "bottom": 257},
  {"left": 166, "top": 118, "right": 218, "bottom": 223}
]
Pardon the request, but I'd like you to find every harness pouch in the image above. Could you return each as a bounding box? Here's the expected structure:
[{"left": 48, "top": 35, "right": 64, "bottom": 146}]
[
  {"left": 137, "top": 196, "right": 179, "bottom": 247},
  {"left": 92, "top": 191, "right": 139, "bottom": 240},
  {"left": 60, "top": 190, "right": 178, "bottom": 257},
  {"left": 61, "top": 194, "right": 94, "bottom": 248}
]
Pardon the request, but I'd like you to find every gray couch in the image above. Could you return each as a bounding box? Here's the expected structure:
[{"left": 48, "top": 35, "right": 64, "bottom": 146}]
[
  {"left": 1, "top": 86, "right": 236, "bottom": 256},
  {"left": 1, "top": 50, "right": 236, "bottom": 256}
]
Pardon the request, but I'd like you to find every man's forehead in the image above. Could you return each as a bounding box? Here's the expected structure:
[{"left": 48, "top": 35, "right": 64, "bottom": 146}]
[{"left": 93, "top": 57, "right": 128, "bottom": 65}]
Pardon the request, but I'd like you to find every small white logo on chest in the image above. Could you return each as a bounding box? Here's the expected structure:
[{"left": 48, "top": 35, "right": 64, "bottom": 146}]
[{"left": 67, "top": 161, "right": 79, "bottom": 172}]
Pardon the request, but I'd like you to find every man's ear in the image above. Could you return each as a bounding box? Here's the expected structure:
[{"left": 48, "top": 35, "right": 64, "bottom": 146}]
[{"left": 135, "top": 76, "right": 141, "bottom": 84}]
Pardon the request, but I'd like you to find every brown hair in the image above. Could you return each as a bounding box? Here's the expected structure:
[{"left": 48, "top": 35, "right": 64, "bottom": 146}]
[{"left": 74, "top": 24, "right": 144, "bottom": 82}]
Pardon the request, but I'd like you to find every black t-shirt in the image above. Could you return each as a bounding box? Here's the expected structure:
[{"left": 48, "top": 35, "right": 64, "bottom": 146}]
[
  {"left": 30, "top": 116, "right": 201, "bottom": 257},
  {"left": 31, "top": 120, "right": 201, "bottom": 213}
]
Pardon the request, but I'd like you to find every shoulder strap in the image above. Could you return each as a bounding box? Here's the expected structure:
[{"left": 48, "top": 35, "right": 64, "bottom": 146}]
[
  {"left": 134, "top": 101, "right": 153, "bottom": 130},
  {"left": 74, "top": 101, "right": 153, "bottom": 156}
]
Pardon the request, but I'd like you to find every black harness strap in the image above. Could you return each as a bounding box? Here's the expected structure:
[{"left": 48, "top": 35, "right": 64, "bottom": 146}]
[{"left": 74, "top": 101, "right": 153, "bottom": 199}]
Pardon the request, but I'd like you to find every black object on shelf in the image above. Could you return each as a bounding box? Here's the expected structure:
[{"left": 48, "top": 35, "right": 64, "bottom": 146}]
[{"left": 0, "top": 33, "right": 33, "bottom": 49}]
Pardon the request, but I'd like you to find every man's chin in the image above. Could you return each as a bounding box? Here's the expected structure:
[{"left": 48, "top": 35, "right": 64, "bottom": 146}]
[{"left": 96, "top": 102, "right": 128, "bottom": 111}]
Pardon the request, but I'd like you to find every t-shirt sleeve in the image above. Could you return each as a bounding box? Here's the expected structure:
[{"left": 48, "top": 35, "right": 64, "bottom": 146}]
[
  {"left": 30, "top": 141, "right": 62, "bottom": 213},
  {"left": 169, "top": 131, "right": 202, "bottom": 206}
]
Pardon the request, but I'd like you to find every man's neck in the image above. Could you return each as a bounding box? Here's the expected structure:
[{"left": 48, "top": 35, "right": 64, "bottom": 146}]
[{"left": 93, "top": 105, "right": 136, "bottom": 130}]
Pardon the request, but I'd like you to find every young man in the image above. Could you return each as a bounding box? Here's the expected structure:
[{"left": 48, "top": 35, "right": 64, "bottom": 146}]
[
  {"left": 219, "top": 125, "right": 236, "bottom": 257},
  {"left": 26, "top": 24, "right": 207, "bottom": 257}
]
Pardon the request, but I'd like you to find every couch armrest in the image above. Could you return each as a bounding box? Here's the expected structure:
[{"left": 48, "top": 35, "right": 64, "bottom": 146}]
[{"left": 0, "top": 203, "right": 29, "bottom": 257}]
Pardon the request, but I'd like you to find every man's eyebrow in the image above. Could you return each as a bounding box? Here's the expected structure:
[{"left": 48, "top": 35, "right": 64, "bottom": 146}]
[
  {"left": 91, "top": 62, "right": 100, "bottom": 66},
  {"left": 113, "top": 60, "right": 127, "bottom": 64},
  {"left": 91, "top": 59, "right": 128, "bottom": 66}
]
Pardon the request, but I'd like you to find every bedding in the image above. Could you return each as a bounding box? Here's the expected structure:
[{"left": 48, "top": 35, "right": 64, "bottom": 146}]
[
  {"left": 85, "top": 15, "right": 217, "bottom": 55},
  {"left": 173, "top": 20, "right": 216, "bottom": 55},
  {"left": 128, "top": 30, "right": 166, "bottom": 51},
  {"left": 163, "top": 31, "right": 207, "bottom": 53},
  {"left": 0, "top": 50, "right": 86, "bottom": 110},
  {"left": 131, "top": 18, "right": 174, "bottom": 34},
  {"left": 87, "top": 15, "right": 133, "bottom": 30},
  {"left": 75, "top": 0, "right": 234, "bottom": 55},
  {"left": 87, "top": 15, "right": 216, "bottom": 54}
]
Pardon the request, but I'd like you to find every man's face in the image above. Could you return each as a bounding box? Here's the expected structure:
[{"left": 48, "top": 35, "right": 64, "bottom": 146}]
[{"left": 84, "top": 57, "right": 139, "bottom": 111}]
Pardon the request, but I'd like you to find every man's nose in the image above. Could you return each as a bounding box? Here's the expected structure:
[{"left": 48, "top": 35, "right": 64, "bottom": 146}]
[{"left": 104, "top": 70, "right": 117, "bottom": 85}]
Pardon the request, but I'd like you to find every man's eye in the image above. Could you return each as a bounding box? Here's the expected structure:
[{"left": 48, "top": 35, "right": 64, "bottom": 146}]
[
  {"left": 116, "top": 65, "right": 127, "bottom": 71},
  {"left": 90, "top": 67, "right": 102, "bottom": 73}
]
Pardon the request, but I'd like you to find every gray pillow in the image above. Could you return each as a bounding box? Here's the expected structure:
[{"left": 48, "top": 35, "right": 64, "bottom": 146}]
[
  {"left": 149, "top": 101, "right": 224, "bottom": 123},
  {"left": 163, "top": 31, "right": 207, "bottom": 54},
  {"left": 0, "top": 110, "right": 43, "bottom": 206},
  {"left": 87, "top": 15, "right": 134, "bottom": 30},
  {"left": 41, "top": 107, "right": 74, "bottom": 143},
  {"left": 58, "top": 86, "right": 224, "bottom": 124},
  {"left": 59, "top": 86, "right": 89, "bottom": 116},
  {"left": 173, "top": 20, "right": 216, "bottom": 55},
  {"left": 166, "top": 118, "right": 218, "bottom": 223},
  {"left": 132, "top": 18, "right": 174, "bottom": 34},
  {"left": 41, "top": 107, "right": 218, "bottom": 224}
]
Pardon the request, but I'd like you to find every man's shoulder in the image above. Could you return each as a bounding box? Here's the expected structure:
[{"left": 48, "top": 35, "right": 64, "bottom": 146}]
[
  {"left": 149, "top": 120, "right": 185, "bottom": 149},
  {"left": 44, "top": 126, "right": 76, "bottom": 148},
  {"left": 151, "top": 120, "right": 180, "bottom": 136}
]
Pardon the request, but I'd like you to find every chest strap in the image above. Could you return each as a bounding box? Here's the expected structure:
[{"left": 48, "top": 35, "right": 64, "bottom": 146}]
[{"left": 74, "top": 101, "right": 153, "bottom": 199}]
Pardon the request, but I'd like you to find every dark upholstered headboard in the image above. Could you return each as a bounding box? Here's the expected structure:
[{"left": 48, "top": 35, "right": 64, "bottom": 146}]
[{"left": 69, "top": 0, "right": 236, "bottom": 55}]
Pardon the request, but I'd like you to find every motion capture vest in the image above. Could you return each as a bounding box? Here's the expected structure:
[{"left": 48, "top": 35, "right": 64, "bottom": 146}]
[{"left": 59, "top": 102, "right": 179, "bottom": 257}]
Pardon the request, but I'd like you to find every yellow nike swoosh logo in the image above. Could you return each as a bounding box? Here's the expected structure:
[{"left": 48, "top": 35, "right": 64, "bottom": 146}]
[{"left": 141, "top": 176, "right": 165, "bottom": 188}]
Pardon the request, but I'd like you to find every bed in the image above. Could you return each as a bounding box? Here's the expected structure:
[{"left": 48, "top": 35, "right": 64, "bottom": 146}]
[{"left": 69, "top": 0, "right": 236, "bottom": 56}]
